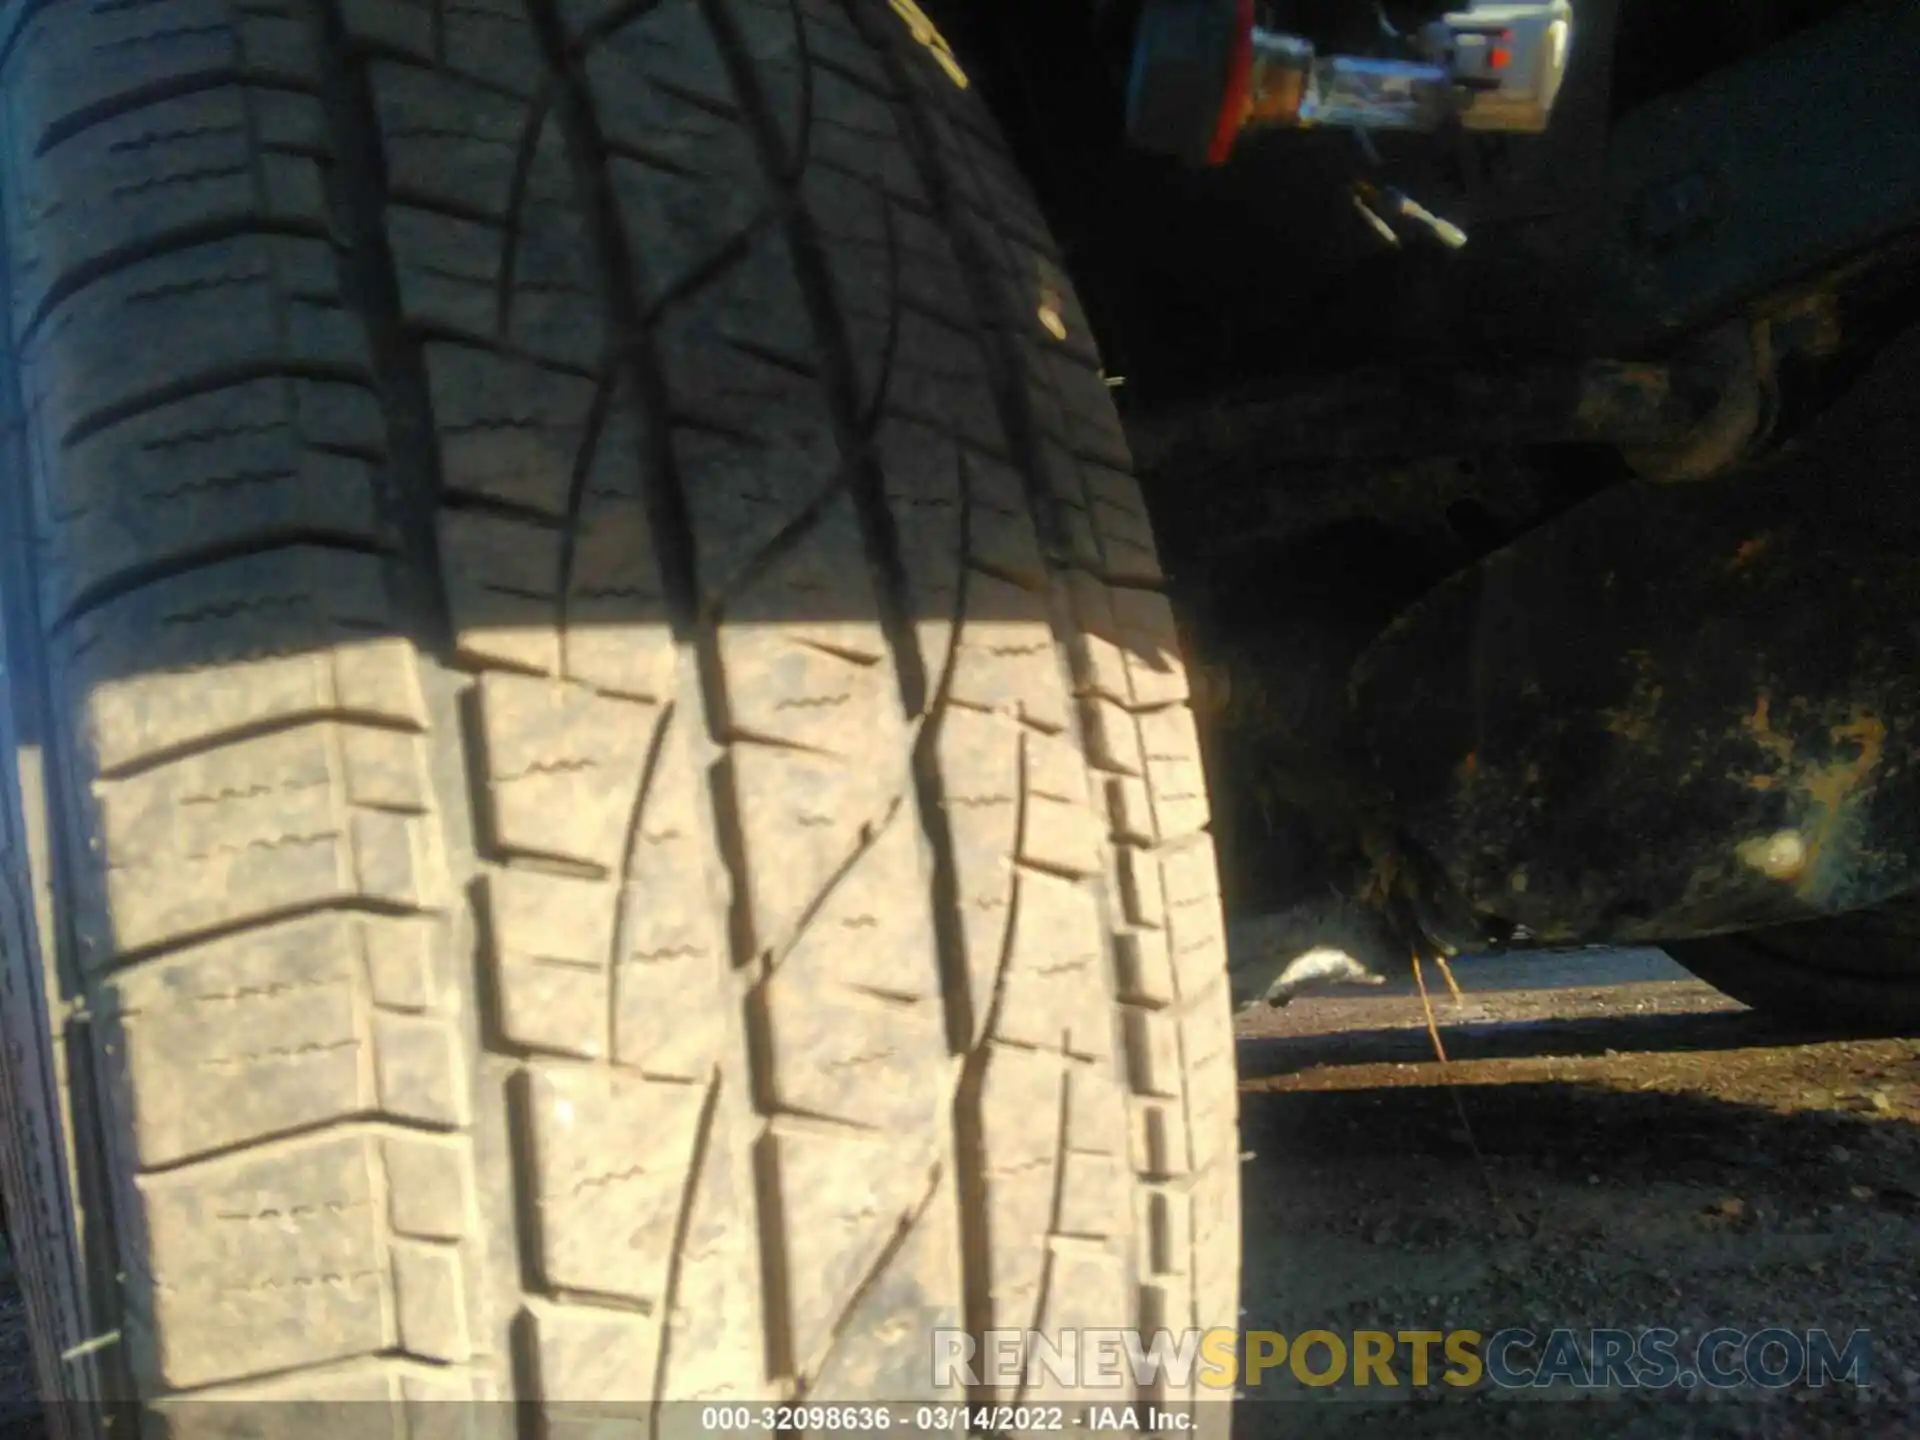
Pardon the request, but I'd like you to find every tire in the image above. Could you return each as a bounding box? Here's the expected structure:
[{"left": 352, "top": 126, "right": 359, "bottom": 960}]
[
  {"left": 0, "top": 0, "right": 1239, "bottom": 1421},
  {"left": 1664, "top": 896, "right": 1920, "bottom": 1033}
]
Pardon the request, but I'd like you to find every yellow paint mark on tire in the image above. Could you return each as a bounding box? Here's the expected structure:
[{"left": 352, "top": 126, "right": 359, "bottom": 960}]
[{"left": 889, "top": 0, "right": 970, "bottom": 89}]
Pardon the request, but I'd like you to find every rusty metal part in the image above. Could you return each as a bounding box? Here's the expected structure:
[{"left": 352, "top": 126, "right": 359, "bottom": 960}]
[
  {"left": 1620, "top": 320, "right": 1774, "bottom": 483},
  {"left": 1349, "top": 322, "right": 1920, "bottom": 947},
  {"left": 1592, "top": 0, "right": 1920, "bottom": 355},
  {"left": 1130, "top": 358, "right": 1701, "bottom": 471}
]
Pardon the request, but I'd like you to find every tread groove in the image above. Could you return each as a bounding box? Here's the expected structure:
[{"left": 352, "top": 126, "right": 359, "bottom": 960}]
[
  {"left": 61, "top": 358, "right": 372, "bottom": 451},
  {"left": 36, "top": 71, "right": 321, "bottom": 158},
  {"left": 19, "top": 215, "right": 334, "bottom": 352},
  {"left": 134, "top": 1112, "right": 461, "bottom": 1180},
  {"left": 50, "top": 529, "right": 393, "bottom": 637},
  {"left": 647, "top": 1067, "right": 720, "bottom": 1428},
  {"left": 103, "top": 894, "right": 443, "bottom": 973},
  {"left": 522, "top": 0, "right": 777, "bottom": 1403},
  {"left": 493, "top": 76, "right": 560, "bottom": 340},
  {"left": 93, "top": 709, "right": 429, "bottom": 784},
  {"left": 0, "top": 0, "right": 1232, "bottom": 1414},
  {"left": 698, "top": 0, "right": 992, "bottom": 1379},
  {"left": 605, "top": 702, "right": 674, "bottom": 1061},
  {"left": 1017, "top": 1056, "right": 1073, "bottom": 1400}
]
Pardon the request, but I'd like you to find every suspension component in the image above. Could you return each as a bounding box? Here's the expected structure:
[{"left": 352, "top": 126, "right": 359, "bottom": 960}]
[{"left": 1126, "top": 0, "right": 1575, "bottom": 165}]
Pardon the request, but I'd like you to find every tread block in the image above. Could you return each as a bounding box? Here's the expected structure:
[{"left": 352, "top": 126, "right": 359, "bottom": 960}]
[
  {"left": 716, "top": 506, "right": 898, "bottom": 754},
  {"left": 725, "top": 741, "right": 898, "bottom": 962},
  {"left": 21, "top": 234, "right": 367, "bottom": 450},
  {"left": 475, "top": 672, "right": 659, "bottom": 872},
  {"left": 1078, "top": 462, "right": 1167, "bottom": 589},
  {"left": 38, "top": 374, "right": 386, "bottom": 623},
  {"left": 761, "top": 979, "right": 944, "bottom": 1131},
  {"left": 771, "top": 809, "right": 939, "bottom": 1001},
  {"left": 1064, "top": 571, "right": 1186, "bottom": 706},
  {"left": 1110, "top": 592, "right": 1187, "bottom": 706},
  {"left": 1122, "top": 1009, "right": 1183, "bottom": 1100},
  {"left": 366, "top": 60, "right": 564, "bottom": 217},
  {"left": 1161, "top": 839, "right": 1230, "bottom": 998},
  {"left": 1017, "top": 341, "right": 1131, "bottom": 473},
  {"left": 795, "top": 0, "right": 897, "bottom": 94},
  {"left": 101, "top": 916, "right": 458, "bottom": 1164},
  {"left": 806, "top": 61, "right": 928, "bottom": 210},
  {"left": 1114, "top": 927, "right": 1176, "bottom": 1008},
  {"left": 4, "top": 82, "right": 329, "bottom": 336},
  {"left": 382, "top": 1134, "right": 480, "bottom": 1244},
  {"left": 357, "top": 0, "right": 546, "bottom": 98},
  {"left": 1019, "top": 730, "right": 1100, "bottom": 878},
  {"left": 385, "top": 201, "right": 603, "bottom": 366},
  {"left": 576, "top": 4, "right": 751, "bottom": 169},
  {"left": 1187, "top": 1161, "right": 1240, "bottom": 1333},
  {"left": 943, "top": 573, "right": 1069, "bottom": 731},
  {"left": 1063, "top": 571, "right": 1134, "bottom": 704},
  {"left": 723, "top": 0, "right": 820, "bottom": 156},
  {"left": 975, "top": 1043, "right": 1062, "bottom": 1342},
  {"left": 103, "top": 914, "right": 366, "bottom": 1169},
  {"left": 1055, "top": 1151, "right": 1128, "bottom": 1240},
  {"left": 525, "top": 1065, "right": 707, "bottom": 1304},
  {"left": 133, "top": 1132, "right": 413, "bottom": 1389},
  {"left": 150, "top": 1362, "right": 395, "bottom": 1412},
  {"left": 486, "top": 869, "right": 615, "bottom": 1060},
  {"left": 438, "top": 508, "right": 565, "bottom": 676},
  {"left": 765, "top": 1120, "right": 938, "bottom": 1384},
  {"left": 370, "top": 1008, "right": 471, "bottom": 1127},
  {"left": 425, "top": 345, "right": 602, "bottom": 516},
  {"left": 1079, "top": 697, "right": 1144, "bottom": 778},
  {"left": 525, "top": 1298, "right": 661, "bottom": 1405},
  {"left": 89, "top": 721, "right": 444, "bottom": 956},
  {"left": 7, "top": 2, "right": 320, "bottom": 149},
  {"left": 336, "top": 0, "right": 434, "bottom": 59},
  {"left": 391, "top": 1237, "right": 473, "bottom": 1363},
  {"left": 1023, "top": 1245, "right": 1131, "bottom": 1409},
  {"left": 961, "top": 449, "right": 1050, "bottom": 590},
  {"left": 655, "top": 1077, "right": 768, "bottom": 1403},
  {"left": 568, "top": 0, "right": 741, "bottom": 111},
  {"left": 805, "top": 168, "right": 975, "bottom": 334},
  {"left": 65, "top": 547, "right": 422, "bottom": 774},
  {"left": 608, "top": 170, "right": 810, "bottom": 365},
  {"left": 438, "top": 0, "right": 552, "bottom": 100},
  {"left": 996, "top": 869, "right": 1109, "bottom": 1061},
  {"left": 564, "top": 486, "right": 678, "bottom": 702},
  {"left": 1063, "top": 1063, "right": 1128, "bottom": 1161},
  {"left": 341, "top": 728, "right": 434, "bottom": 812},
  {"left": 668, "top": 374, "right": 843, "bottom": 602},
  {"left": 934, "top": 706, "right": 1020, "bottom": 1034},
  {"left": 595, "top": 64, "right": 820, "bottom": 358},
  {"left": 805, "top": 1166, "right": 964, "bottom": 1403},
  {"left": 612, "top": 708, "right": 727, "bottom": 1078},
  {"left": 883, "top": 307, "right": 1004, "bottom": 456}
]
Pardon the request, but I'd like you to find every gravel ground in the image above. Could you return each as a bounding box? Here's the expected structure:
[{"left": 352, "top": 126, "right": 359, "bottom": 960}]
[
  {"left": 1232, "top": 947, "right": 1920, "bottom": 1438},
  {"left": 1, "top": 950, "right": 1916, "bottom": 1440}
]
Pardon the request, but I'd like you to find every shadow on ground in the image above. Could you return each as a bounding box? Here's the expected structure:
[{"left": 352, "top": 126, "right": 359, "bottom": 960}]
[{"left": 1230, "top": 973, "right": 1920, "bottom": 1439}]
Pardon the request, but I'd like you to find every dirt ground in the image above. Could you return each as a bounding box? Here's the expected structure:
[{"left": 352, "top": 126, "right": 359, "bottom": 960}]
[
  {"left": 1233, "top": 946, "right": 1920, "bottom": 1438},
  {"left": 2, "top": 952, "right": 1918, "bottom": 1439}
]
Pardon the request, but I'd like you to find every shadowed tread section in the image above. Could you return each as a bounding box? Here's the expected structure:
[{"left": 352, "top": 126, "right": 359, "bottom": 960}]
[{"left": 0, "top": 0, "right": 1238, "bottom": 1423}]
